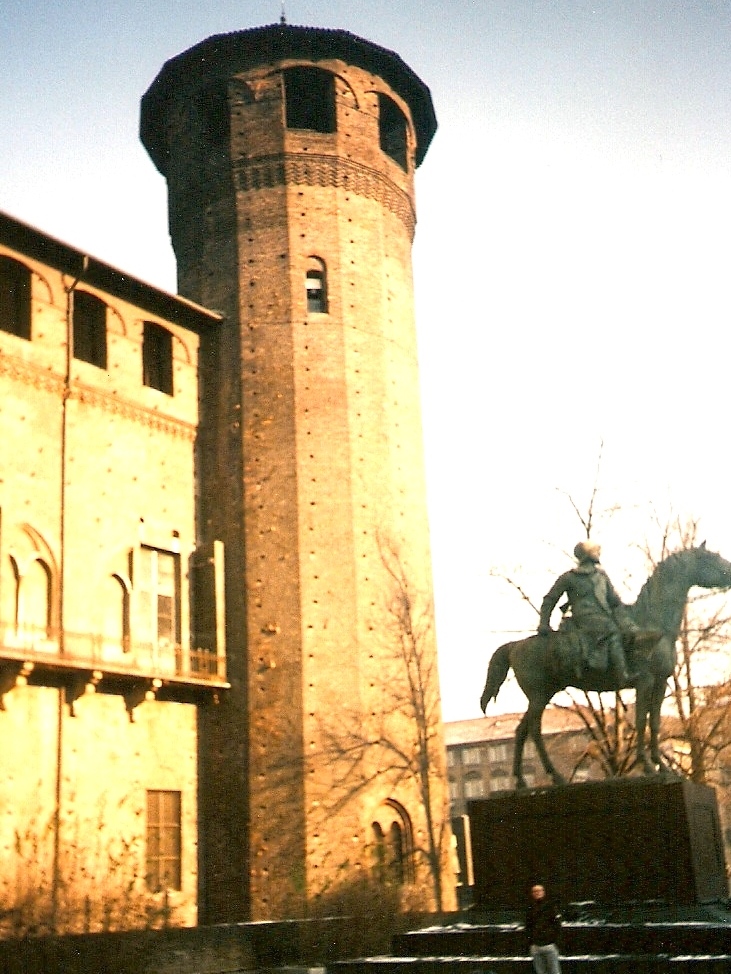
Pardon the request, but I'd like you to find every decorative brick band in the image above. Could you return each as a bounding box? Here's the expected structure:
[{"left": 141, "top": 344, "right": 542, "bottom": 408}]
[
  {"left": 0, "top": 354, "right": 64, "bottom": 396},
  {"left": 0, "top": 355, "right": 196, "bottom": 441},
  {"left": 233, "top": 154, "right": 416, "bottom": 236},
  {"left": 75, "top": 386, "right": 197, "bottom": 441}
]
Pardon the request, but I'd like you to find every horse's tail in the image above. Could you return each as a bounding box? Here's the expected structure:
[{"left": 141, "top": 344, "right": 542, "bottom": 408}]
[{"left": 480, "top": 642, "right": 512, "bottom": 713}]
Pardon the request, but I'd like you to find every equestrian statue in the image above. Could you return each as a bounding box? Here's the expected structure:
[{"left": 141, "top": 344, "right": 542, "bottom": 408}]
[{"left": 480, "top": 541, "right": 731, "bottom": 789}]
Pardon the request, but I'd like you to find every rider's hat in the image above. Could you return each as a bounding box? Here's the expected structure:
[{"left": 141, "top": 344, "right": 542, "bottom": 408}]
[{"left": 574, "top": 540, "right": 601, "bottom": 563}]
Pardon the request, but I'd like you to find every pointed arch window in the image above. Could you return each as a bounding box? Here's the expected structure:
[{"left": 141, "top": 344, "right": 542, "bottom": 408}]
[
  {"left": 387, "top": 821, "right": 406, "bottom": 885},
  {"left": 104, "top": 573, "right": 131, "bottom": 655},
  {"left": 0, "top": 255, "right": 31, "bottom": 340},
  {"left": 25, "top": 558, "right": 52, "bottom": 639},
  {"left": 10, "top": 554, "right": 54, "bottom": 646}
]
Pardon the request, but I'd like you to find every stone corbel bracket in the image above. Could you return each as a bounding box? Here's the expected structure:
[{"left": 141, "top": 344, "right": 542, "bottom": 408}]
[
  {"left": 124, "top": 678, "right": 163, "bottom": 722},
  {"left": 0, "top": 660, "right": 35, "bottom": 710},
  {"left": 67, "top": 669, "right": 104, "bottom": 717}
]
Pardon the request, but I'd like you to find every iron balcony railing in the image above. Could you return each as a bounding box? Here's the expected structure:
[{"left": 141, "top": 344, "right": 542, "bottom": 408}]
[{"left": 0, "top": 623, "right": 227, "bottom": 685}]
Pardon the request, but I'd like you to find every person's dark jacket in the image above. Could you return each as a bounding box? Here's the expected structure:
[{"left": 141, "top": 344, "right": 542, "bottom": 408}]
[{"left": 525, "top": 896, "right": 561, "bottom": 947}]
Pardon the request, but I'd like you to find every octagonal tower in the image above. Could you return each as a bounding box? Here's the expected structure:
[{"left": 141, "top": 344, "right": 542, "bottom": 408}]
[{"left": 141, "top": 23, "right": 451, "bottom": 921}]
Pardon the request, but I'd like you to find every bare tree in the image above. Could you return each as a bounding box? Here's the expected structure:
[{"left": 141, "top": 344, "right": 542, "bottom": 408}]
[
  {"left": 566, "top": 692, "right": 637, "bottom": 780},
  {"left": 317, "top": 536, "right": 452, "bottom": 912}
]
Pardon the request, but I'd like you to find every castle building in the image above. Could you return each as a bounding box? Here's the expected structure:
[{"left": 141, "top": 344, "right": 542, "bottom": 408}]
[
  {"left": 0, "top": 211, "right": 226, "bottom": 933},
  {"left": 0, "top": 22, "right": 453, "bottom": 931}
]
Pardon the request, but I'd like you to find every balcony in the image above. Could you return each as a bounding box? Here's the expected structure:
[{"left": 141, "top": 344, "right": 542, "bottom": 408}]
[{"left": 0, "top": 623, "right": 229, "bottom": 717}]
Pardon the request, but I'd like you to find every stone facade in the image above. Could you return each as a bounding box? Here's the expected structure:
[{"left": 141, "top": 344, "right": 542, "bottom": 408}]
[
  {"left": 141, "top": 25, "right": 453, "bottom": 920},
  {"left": 0, "top": 214, "right": 226, "bottom": 934}
]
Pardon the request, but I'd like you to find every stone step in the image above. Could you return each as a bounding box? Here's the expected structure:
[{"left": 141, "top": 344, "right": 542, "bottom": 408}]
[
  {"left": 394, "top": 922, "right": 731, "bottom": 958},
  {"left": 328, "top": 954, "right": 731, "bottom": 973}
]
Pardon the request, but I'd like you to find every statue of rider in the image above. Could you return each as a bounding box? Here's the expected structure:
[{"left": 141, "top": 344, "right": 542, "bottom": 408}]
[{"left": 537, "top": 540, "right": 637, "bottom": 686}]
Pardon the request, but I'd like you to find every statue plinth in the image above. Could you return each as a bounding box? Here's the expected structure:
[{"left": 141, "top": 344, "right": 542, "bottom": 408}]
[{"left": 468, "top": 777, "right": 728, "bottom": 911}]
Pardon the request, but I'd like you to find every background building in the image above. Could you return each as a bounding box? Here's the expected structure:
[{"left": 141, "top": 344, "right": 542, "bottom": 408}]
[{"left": 445, "top": 709, "right": 600, "bottom": 818}]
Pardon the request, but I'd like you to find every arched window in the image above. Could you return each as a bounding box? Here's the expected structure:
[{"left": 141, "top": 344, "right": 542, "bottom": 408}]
[
  {"left": 306, "top": 257, "right": 328, "bottom": 314},
  {"left": 143, "top": 322, "right": 174, "bottom": 395},
  {"left": 23, "top": 557, "right": 53, "bottom": 643},
  {"left": 371, "top": 822, "right": 387, "bottom": 883},
  {"left": 284, "top": 67, "right": 336, "bottom": 133},
  {"left": 378, "top": 94, "right": 408, "bottom": 171},
  {"left": 9, "top": 556, "right": 21, "bottom": 632},
  {"left": 73, "top": 290, "right": 108, "bottom": 369},
  {"left": 0, "top": 255, "right": 31, "bottom": 339},
  {"left": 387, "top": 821, "right": 406, "bottom": 885},
  {"left": 371, "top": 800, "right": 414, "bottom": 886}
]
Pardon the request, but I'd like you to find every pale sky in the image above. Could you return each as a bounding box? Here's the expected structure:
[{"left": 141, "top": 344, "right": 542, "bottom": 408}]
[{"left": 3, "top": 1, "right": 731, "bottom": 721}]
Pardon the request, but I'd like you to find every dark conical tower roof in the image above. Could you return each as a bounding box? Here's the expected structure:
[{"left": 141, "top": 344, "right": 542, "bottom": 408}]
[{"left": 140, "top": 23, "right": 437, "bottom": 173}]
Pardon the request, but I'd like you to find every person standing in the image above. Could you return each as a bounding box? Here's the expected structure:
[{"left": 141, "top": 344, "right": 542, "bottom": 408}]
[{"left": 525, "top": 882, "right": 562, "bottom": 974}]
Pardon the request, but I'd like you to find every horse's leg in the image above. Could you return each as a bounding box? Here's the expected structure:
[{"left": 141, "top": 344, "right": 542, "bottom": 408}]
[
  {"left": 513, "top": 695, "right": 565, "bottom": 789},
  {"left": 649, "top": 681, "right": 671, "bottom": 772},
  {"left": 513, "top": 708, "right": 532, "bottom": 790},
  {"left": 634, "top": 678, "right": 654, "bottom": 774},
  {"left": 527, "top": 696, "right": 566, "bottom": 786}
]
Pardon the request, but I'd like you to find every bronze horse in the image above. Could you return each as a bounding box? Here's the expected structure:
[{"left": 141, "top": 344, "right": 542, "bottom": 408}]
[{"left": 480, "top": 543, "right": 731, "bottom": 788}]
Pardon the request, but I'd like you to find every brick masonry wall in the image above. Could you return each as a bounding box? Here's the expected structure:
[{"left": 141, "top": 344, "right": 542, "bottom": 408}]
[{"left": 148, "top": 33, "right": 455, "bottom": 920}]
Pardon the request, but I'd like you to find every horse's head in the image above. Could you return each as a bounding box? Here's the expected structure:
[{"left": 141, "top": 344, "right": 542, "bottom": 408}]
[{"left": 690, "top": 541, "right": 731, "bottom": 591}]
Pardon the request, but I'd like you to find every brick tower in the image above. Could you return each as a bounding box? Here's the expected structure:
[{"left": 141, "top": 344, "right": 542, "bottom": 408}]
[{"left": 141, "top": 23, "right": 451, "bottom": 921}]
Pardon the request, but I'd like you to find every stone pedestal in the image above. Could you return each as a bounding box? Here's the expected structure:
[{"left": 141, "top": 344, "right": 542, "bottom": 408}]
[{"left": 468, "top": 777, "right": 728, "bottom": 911}]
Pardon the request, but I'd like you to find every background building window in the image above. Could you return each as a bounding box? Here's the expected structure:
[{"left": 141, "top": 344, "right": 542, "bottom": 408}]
[
  {"left": 462, "top": 746, "right": 483, "bottom": 766},
  {"left": 0, "top": 255, "right": 31, "bottom": 340},
  {"left": 378, "top": 94, "right": 408, "bottom": 171},
  {"left": 73, "top": 290, "right": 107, "bottom": 368},
  {"left": 284, "top": 67, "right": 336, "bottom": 133},
  {"left": 146, "top": 790, "right": 181, "bottom": 891},
  {"left": 490, "top": 772, "right": 513, "bottom": 793},
  {"left": 463, "top": 774, "right": 485, "bottom": 799},
  {"left": 142, "top": 321, "right": 173, "bottom": 395},
  {"left": 490, "top": 741, "right": 510, "bottom": 763}
]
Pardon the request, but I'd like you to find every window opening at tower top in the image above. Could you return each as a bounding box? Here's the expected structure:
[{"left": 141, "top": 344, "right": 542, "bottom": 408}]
[
  {"left": 378, "top": 94, "right": 408, "bottom": 171},
  {"left": 283, "top": 67, "right": 336, "bottom": 133}
]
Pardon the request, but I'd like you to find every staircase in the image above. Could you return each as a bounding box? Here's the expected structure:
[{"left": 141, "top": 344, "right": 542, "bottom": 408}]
[{"left": 326, "top": 903, "right": 731, "bottom": 974}]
